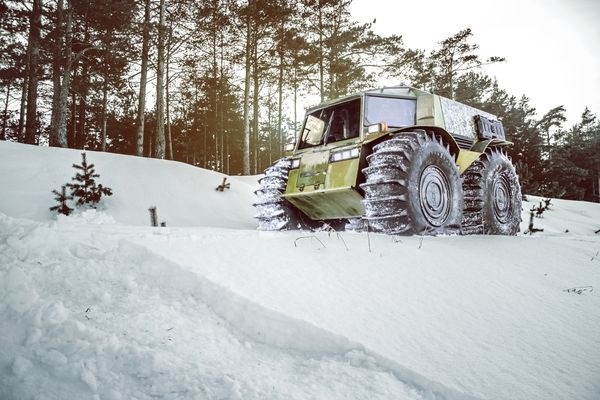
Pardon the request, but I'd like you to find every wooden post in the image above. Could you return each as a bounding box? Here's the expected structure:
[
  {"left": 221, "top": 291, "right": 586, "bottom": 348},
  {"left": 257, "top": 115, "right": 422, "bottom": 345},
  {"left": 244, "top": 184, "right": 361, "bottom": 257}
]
[{"left": 149, "top": 206, "right": 158, "bottom": 227}]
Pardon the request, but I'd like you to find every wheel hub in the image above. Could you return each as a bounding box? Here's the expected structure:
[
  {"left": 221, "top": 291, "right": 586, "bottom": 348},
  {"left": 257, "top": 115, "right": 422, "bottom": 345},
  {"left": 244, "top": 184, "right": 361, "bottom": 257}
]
[
  {"left": 419, "top": 165, "right": 451, "bottom": 227},
  {"left": 493, "top": 174, "right": 512, "bottom": 223}
]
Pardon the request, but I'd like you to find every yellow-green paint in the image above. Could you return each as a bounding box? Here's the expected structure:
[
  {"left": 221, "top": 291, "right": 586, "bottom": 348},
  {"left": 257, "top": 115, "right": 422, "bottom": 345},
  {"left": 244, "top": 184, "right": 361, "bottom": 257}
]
[
  {"left": 287, "top": 167, "right": 299, "bottom": 191},
  {"left": 280, "top": 85, "right": 512, "bottom": 222},
  {"left": 283, "top": 150, "right": 363, "bottom": 218},
  {"left": 470, "top": 138, "right": 513, "bottom": 153},
  {"left": 296, "top": 151, "right": 329, "bottom": 188},
  {"left": 413, "top": 89, "right": 446, "bottom": 129},
  {"left": 453, "top": 139, "right": 513, "bottom": 174},
  {"left": 326, "top": 157, "right": 360, "bottom": 188},
  {"left": 284, "top": 186, "right": 364, "bottom": 219},
  {"left": 456, "top": 149, "right": 482, "bottom": 175}
]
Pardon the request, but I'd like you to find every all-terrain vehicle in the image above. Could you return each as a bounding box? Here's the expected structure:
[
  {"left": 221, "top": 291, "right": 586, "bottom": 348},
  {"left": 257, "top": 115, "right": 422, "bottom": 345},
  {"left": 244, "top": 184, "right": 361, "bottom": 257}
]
[{"left": 254, "top": 86, "right": 522, "bottom": 235}]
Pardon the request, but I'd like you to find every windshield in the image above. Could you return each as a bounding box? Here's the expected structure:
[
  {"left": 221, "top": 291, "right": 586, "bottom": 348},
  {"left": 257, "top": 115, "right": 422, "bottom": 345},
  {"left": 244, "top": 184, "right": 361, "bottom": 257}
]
[
  {"left": 364, "top": 96, "right": 416, "bottom": 127},
  {"left": 298, "top": 99, "right": 361, "bottom": 149}
]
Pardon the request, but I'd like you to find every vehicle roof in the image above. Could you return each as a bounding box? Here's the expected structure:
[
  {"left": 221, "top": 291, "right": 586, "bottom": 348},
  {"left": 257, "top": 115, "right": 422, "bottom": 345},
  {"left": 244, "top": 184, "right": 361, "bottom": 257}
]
[{"left": 305, "top": 86, "right": 418, "bottom": 113}]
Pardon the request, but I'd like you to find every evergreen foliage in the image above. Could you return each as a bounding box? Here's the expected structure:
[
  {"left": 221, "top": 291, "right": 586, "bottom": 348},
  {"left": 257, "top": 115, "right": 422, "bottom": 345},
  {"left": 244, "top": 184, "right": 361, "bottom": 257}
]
[
  {"left": 67, "top": 153, "right": 113, "bottom": 206},
  {"left": 49, "top": 185, "right": 73, "bottom": 215},
  {"left": 0, "top": 0, "right": 598, "bottom": 201}
]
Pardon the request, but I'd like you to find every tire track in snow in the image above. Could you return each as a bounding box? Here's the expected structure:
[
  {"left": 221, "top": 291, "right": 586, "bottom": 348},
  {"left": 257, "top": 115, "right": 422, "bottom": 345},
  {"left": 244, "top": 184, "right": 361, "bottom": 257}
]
[
  {"left": 0, "top": 215, "right": 424, "bottom": 400},
  {"left": 0, "top": 212, "right": 480, "bottom": 399},
  {"left": 119, "top": 240, "right": 481, "bottom": 400}
]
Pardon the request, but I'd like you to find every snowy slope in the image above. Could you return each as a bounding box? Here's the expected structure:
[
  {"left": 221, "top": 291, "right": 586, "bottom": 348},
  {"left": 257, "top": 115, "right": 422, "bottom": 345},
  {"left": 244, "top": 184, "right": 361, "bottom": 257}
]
[
  {"left": 0, "top": 141, "right": 256, "bottom": 228},
  {"left": 1, "top": 140, "right": 599, "bottom": 400}
]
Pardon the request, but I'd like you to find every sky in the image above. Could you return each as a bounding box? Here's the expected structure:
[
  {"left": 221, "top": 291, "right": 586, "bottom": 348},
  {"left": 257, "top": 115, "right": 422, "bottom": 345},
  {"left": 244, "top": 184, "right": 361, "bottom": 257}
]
[{"left": 350, "top": 0, "right": 600, "bottom": 126}]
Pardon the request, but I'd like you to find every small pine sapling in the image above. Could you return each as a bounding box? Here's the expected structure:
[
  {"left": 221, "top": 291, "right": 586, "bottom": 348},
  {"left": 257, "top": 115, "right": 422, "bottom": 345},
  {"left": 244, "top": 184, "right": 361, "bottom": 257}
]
[
  {"left": 534, "top": 204, "right": 544, "bottom": 217},
  {"left": 67, "top": 152, "right": 113, "bottom": 207},
  {"left": 533, "top": 202, "right": 546, "bottom": 218},
  {"left": 50, "top": 185, "right": 74, "bottom": 215},
  {"left": 215, "top": 177, "right": 231, "bottom": 191},
  {"left": 531, "top": 199, "right": 553, "bottom": 219}
]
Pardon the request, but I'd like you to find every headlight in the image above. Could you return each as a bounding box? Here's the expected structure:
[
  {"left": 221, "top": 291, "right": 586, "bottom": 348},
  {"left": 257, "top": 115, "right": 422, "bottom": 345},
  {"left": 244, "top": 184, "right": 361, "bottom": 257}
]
[
  {"left": 367, "top": 122, "right": 388, "bottom": 134},
  {"left": 329, "top": 147, "right": 359, "bottom": 162},
  {"left": 290, "top": 158, "right": 301, "bottom": 169}
]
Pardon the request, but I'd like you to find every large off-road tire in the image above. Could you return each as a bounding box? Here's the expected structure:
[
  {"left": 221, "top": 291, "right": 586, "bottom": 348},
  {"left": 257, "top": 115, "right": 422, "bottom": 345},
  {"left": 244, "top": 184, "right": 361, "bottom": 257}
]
[
  {"left": 253, "top": 158, "right": 315, "bottom": 230},
  {"left": 360, "top": 131, "right": 464, "bottom": 235},
  {"left": 254, "top": 158, "right": 295, "bottom": 230},
  {"left": 461, "top": 148, "right": 522, "bottom": 235}
]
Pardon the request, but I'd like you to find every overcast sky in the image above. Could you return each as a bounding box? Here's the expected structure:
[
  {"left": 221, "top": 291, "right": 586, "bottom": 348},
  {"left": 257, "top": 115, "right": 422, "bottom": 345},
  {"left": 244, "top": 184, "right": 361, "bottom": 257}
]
[{"left": 350, "top": 0, "right": 600, "bottom": 126}]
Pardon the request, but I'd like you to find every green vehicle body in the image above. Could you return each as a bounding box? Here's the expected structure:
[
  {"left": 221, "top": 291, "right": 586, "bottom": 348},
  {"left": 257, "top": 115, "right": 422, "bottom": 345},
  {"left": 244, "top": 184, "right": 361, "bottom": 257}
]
[{"left": 281, "top": 86, "right": 511, "bottom": 222}]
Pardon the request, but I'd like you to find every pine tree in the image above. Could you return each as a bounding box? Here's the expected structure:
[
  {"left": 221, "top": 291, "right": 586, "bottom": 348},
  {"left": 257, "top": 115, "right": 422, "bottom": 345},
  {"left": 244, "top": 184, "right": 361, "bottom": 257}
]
[
  {"left": 50, "top": 185, "right": 74, "bottom": 215},
  {"left": 67, "top": 152, "right": 112, "bottom": 206},
  {"left": 399, "top": 28, "right": 505, "bottom": 99}
]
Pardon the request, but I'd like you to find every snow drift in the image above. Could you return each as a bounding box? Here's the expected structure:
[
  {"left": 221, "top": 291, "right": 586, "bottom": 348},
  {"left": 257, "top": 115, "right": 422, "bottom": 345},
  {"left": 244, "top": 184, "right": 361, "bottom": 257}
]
[
  {"left": 0, "top": 141, "right": 256, "bottom": 228},
  {"left": 1, "top": 140, "right": 599, "bottom": 400}
]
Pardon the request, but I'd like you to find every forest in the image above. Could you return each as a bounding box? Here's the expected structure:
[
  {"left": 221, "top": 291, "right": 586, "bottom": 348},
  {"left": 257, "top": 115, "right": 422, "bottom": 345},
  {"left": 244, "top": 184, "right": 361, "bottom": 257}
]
[{"left": 0, "top": 0, "right": 598, "bottom": 202}]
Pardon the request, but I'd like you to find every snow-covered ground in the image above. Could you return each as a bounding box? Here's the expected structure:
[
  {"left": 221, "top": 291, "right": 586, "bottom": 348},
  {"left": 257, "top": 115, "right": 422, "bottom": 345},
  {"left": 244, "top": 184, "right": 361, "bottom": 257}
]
[{"left": 1, "top": 140, "right": 599, "bottom": 400}]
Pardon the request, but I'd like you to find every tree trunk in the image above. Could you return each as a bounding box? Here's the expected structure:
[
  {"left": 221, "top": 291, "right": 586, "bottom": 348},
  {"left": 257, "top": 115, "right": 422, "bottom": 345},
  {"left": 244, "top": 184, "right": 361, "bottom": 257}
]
[
  {"left": 293, "top": 66, "right": 298, "bottom": 140},
  {"left": 49, "top": 0, "right": 71, "bottom": 148},
  {"left": 1, "top": 85, "right": 9, "bottom": 140},
  {"left": 220, "top": 32, "right": 226, "bottom": 172},
  {"left": 252, "top": 45, "right": 259, "bottom": 174},
  {"left": 212, "top": 24, "right": 219, "bottom": 170},
  {"left": 203, "top": 125, "right": 207, "bottom": 168},
  {"left": 267, "top": 90, "right": 273, "bottom": 166},
  {"left": 49, "top": 0, "right": 63, "bottom": 146},
  {"left": 277, "top": 49, "right": 284, "bottom": 159},
  {"left": 241, "top": 4, "right": 252, "bottom": 175},
  {"left": 17, "top": 69, "right": 27, "bottom": 143},
  {"left": 100, "top": 79, "right": 108, "bottom": 151},
  {"left": 70, "top": 90, "right": 76, "bottom": 147},
  {"left": 597, "top": 173, "right": 600, "bottom": 202},
  {"left": 328, "top": 38, "right": 336, "bottom": 99},
  {"left": 24, "top": 0, "right": 41, "bottom": 144},
  {"left": 211, "top": 27, "right": 220, "bottom": 172},
  {"left": 318, "top": 4, "right": 324, "bottom": 102},
  {"left": 148, "top": 132, "right": 152, "bottom": 157},
  {"left": 76, "top": 26, "right": 90, "bottom": 149},
  {"left": 165, "top": 53, "right": 173, "bottom": 160},
  {"left": 56, "top": 1, "right": 73, "bottom": 148},
  {"left": 154, "top": 0, "right": 166, "bottom": 159},
  {"left": 135, "top": 0, "right": 150, "bottom": 157}
]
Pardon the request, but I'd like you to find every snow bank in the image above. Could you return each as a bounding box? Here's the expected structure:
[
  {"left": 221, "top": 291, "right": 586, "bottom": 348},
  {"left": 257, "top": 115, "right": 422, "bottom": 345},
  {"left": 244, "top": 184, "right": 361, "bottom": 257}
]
[
  {"left": 133, "top": 222, "right": 600, "bottom": 400},
  {"left": 0, "top": 140, "right": 256, "bottom": 228},
  {"left": 1, "top": 140, "right": 600, "bottom": 400},
  {"left": 1, "top": 213, "right": 470, "bottom": 400},
  {"left": 522, "top": 195, "right": 600, "bottom": 235}
]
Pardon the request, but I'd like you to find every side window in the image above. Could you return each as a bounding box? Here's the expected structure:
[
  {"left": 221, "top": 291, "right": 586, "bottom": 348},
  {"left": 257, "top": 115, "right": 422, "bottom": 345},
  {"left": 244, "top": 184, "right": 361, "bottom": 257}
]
[
  {"left": 364, "top": 96, "right": 416, "bottom": 128},
  {"left": 326, "top": 101, "right": 360, "bottom": 144},
  {"left": 298, "top": 99, "right": 361, "bottom": 149},
  {"left": 301, "top": 115, "right": 326, "bottom": 146}
]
